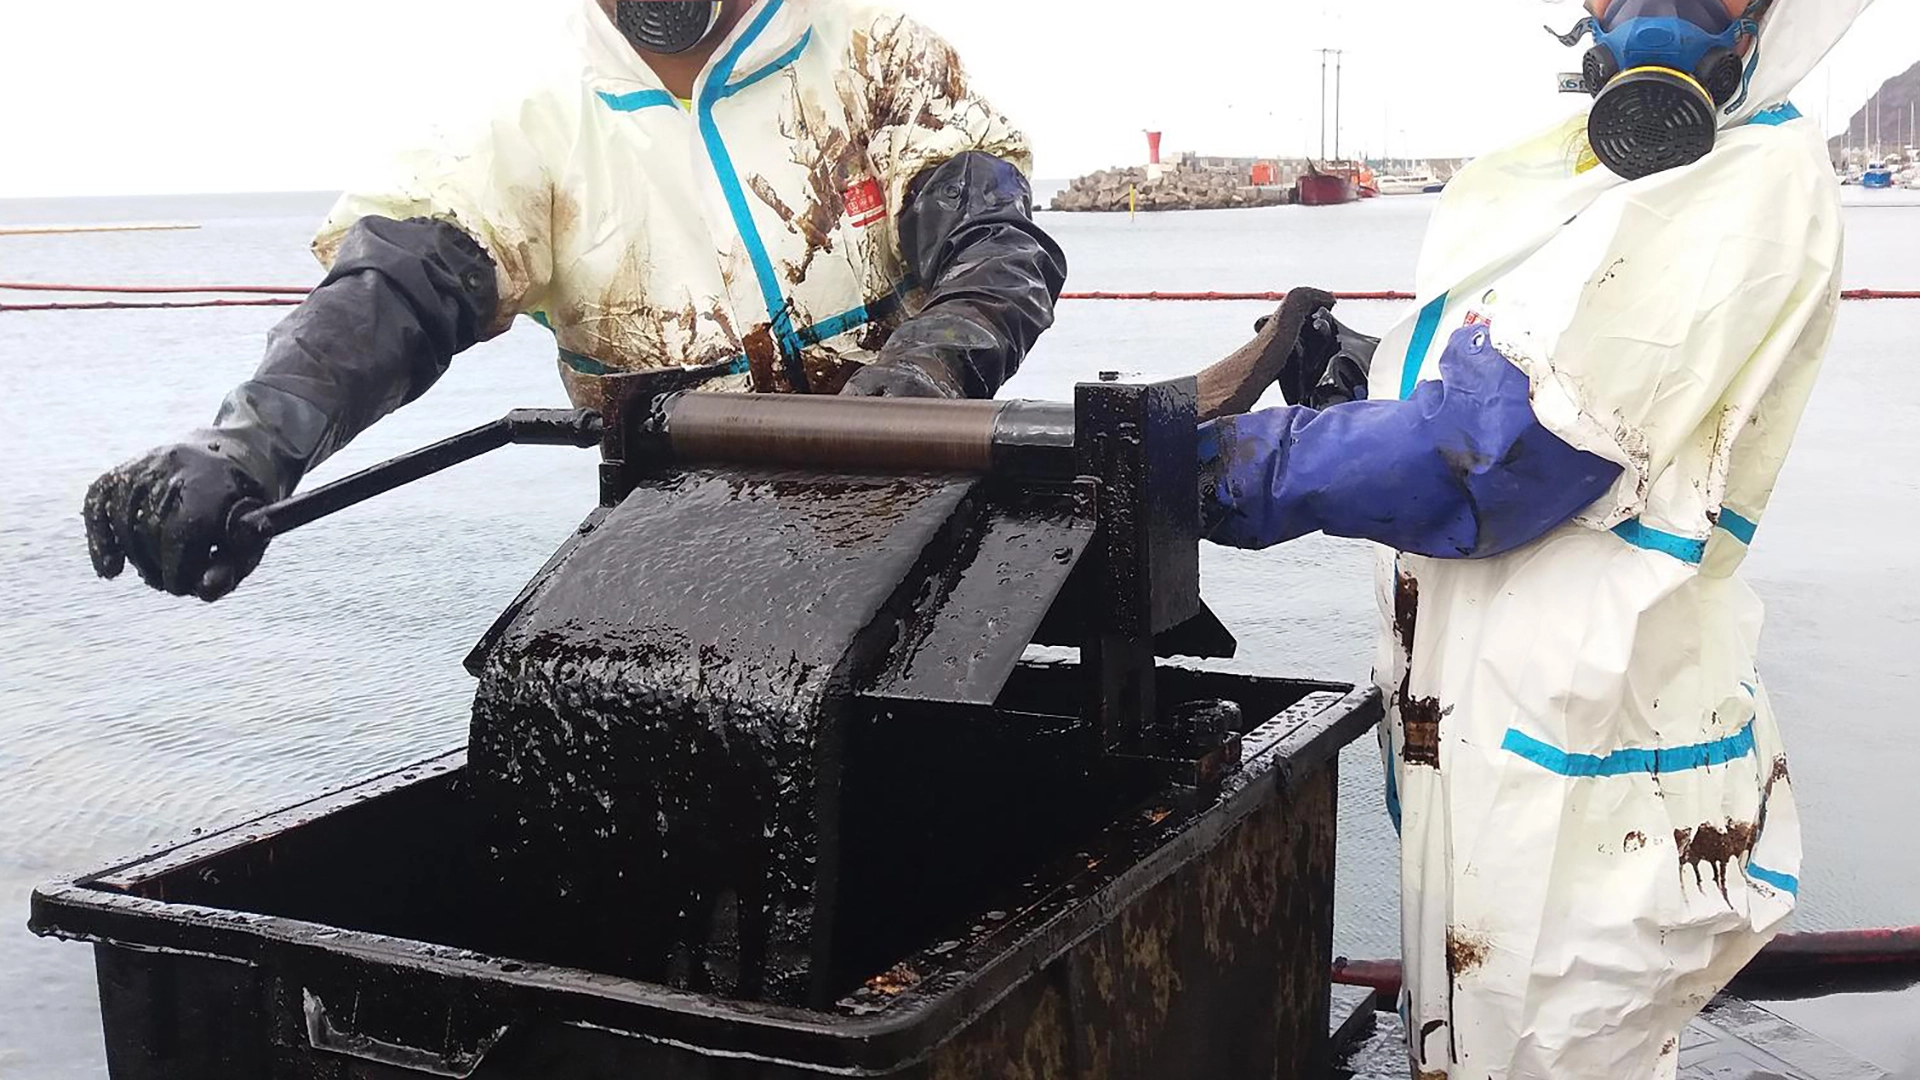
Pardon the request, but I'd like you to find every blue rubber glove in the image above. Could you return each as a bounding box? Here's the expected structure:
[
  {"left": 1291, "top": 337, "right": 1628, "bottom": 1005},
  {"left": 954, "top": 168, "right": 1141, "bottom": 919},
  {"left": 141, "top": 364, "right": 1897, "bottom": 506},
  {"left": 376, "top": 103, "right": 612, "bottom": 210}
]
[{"left": 1200, "top": 324, "right": 1622, "bottom": 558}]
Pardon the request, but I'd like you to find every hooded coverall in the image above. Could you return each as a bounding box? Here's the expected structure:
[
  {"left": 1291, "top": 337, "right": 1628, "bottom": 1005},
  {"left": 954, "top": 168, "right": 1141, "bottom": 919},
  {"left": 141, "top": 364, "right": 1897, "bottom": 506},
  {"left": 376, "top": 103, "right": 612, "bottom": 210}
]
[
  {"left": 83, "top": 0, "right": 1064, "bottom": 600},
  {"left": 312, "top": 0, "right": 1064, "bottom": 412},
  {"left": 1200, "top": 1, "right": 1868, "bottom": 1074}
]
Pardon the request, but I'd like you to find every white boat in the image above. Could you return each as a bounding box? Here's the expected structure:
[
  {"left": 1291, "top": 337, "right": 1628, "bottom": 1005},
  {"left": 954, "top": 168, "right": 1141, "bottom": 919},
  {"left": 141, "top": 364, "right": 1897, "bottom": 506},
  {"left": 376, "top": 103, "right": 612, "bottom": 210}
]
[{"left": 1376, "top": 172, "right": 1437, "bottom": 196}]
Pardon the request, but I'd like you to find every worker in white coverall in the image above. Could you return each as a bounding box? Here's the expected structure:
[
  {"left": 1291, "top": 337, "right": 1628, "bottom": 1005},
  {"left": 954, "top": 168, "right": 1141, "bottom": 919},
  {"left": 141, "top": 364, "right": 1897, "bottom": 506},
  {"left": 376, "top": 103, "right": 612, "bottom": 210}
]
[
  {"left": 83, "top": 0, "right": 1066, "bottom": 600},
  {"left": 1197, "top": 0, "right": 1867, "bottom": 1075}
]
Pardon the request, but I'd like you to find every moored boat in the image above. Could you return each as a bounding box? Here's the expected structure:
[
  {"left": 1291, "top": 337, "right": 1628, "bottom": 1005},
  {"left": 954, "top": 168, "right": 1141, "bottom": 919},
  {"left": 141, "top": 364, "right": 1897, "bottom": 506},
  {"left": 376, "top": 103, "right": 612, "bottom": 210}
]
[
  {"left": 1297, "top": 161, "right": 1362, "bottom": 206},
  {"left": 1297, "top": 174, "right": 1356, "bottom": 206},
  {"left": 1377, "top": 171, "right": 1437, "bottom": 196}
]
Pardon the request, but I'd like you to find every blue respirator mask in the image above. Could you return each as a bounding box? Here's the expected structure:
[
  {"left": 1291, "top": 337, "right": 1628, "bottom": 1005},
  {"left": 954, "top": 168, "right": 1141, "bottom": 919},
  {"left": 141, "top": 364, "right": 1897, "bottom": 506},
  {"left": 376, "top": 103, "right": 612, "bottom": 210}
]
[
  {"left": 614, "top": 1, "right": 726, "bottom": 54},
  {"left": 1550, "top": 0, "right": 1772, "bottom": 180}
]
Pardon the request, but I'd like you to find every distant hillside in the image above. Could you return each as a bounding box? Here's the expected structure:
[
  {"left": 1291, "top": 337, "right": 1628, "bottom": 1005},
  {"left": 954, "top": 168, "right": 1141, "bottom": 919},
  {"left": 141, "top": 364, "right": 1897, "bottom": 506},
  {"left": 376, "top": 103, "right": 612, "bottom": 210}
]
[{"left": 1829, "top": 60, "right": 1920, "bottom": 156}]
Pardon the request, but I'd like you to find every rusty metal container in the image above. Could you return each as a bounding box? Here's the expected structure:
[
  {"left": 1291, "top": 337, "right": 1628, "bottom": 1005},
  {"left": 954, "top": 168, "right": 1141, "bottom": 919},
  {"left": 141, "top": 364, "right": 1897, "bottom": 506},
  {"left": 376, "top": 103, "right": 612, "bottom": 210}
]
[{"left": 31, "top": 666, "right": 1377, "bottom": 1080}]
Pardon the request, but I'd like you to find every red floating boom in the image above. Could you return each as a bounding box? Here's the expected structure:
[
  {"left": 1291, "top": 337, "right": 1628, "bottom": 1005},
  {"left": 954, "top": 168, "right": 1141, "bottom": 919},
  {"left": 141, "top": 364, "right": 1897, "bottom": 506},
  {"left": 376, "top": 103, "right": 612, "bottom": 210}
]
[
  {"left": 0, "top": 298, "right": 303, "bottom": 312},
  {"left": 1058, "top": 290, "right": 1417, "bottom": 302},
  {"left": 0, "top": 281, "right": 311, "bottom": 295},
  {"left": 5, "top": 282, "right": 1919, "bottom": 314}
]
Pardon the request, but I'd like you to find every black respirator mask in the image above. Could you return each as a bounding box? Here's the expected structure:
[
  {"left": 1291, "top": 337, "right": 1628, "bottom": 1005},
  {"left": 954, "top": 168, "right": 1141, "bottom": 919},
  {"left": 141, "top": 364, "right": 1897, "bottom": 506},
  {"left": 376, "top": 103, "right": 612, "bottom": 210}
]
[
  {"left": 1550, "top": 0, "right": 1771, "bottom": 180},
  {"left": 614, "top": 1, "right": 726, "bottom": 55}
]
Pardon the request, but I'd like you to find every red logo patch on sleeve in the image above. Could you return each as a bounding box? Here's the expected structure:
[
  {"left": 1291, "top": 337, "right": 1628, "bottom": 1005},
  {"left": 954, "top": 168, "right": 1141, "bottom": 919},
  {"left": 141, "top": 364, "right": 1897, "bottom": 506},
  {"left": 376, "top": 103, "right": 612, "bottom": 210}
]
[{"left": 844, "top": 177, "right": 886, "bottom": 229}]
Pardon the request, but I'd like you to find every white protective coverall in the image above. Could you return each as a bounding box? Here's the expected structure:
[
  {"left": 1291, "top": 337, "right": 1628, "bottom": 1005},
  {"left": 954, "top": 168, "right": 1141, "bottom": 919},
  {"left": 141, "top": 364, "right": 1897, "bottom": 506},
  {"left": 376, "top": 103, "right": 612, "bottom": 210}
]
[
  {"left": 312, "top": 0, "right": 1031, "bottom": 409},
  {"left": 1369, "top": 2, "right": 1869, "bottom": 1076}
]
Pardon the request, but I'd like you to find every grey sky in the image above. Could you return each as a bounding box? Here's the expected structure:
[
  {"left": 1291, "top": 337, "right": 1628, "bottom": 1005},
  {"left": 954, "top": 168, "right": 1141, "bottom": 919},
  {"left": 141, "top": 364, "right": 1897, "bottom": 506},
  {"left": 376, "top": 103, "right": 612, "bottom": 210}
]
[{"left": 1, "top": 0, "right": 1912, "bottom": 198}]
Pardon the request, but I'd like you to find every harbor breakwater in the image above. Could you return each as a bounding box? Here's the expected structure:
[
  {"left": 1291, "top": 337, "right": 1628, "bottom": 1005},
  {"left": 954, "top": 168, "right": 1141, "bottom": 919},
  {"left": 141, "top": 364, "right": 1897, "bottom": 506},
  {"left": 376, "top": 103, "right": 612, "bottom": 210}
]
[{"left": 1048, "top": 165, "right": 1293, "bottom": 212}]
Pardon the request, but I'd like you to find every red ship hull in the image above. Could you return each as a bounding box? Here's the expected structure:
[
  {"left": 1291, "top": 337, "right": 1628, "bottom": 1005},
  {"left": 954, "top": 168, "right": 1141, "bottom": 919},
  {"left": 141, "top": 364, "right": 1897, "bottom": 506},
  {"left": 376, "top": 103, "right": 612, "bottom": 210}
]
[{"left": 1296, "top": 173, "right": 1358, "bottom": 206}]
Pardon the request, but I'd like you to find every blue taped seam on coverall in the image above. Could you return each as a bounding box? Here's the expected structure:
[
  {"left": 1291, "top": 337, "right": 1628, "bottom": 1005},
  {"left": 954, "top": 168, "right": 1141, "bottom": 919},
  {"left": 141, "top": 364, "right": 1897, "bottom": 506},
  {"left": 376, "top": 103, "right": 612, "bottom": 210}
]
[
  {"left": 697, "top": 0, "right": 808, "bottom": 386},
  {"left": 1201, "top": 325, "right": 1623, "bottom": 558},
  {"left": 1745, "top": 863, "right": 1799, "bottom": 895}
]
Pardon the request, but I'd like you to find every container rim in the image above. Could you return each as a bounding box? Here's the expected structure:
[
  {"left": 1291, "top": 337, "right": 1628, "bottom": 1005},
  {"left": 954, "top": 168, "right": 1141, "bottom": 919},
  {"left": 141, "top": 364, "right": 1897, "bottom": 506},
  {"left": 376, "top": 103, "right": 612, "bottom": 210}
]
[{"left": 31, "top": 677, "right": 1382, "bottom": 1073}]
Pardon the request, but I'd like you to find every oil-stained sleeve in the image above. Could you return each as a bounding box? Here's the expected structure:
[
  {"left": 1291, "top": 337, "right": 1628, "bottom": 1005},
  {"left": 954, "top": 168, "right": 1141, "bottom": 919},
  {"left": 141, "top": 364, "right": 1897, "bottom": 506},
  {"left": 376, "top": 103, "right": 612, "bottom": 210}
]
[
  {"left": 1201, "top": 325, "right": 1622, "bottom": 557},
  {"left": 1483, "top": 132, "right": 1841, "bottom": 525},
  {"left": 312, "top": 98, "right": 559, "bottom": 338},
  {"left": 850, "top": 11, "right": 1034, "bottom": 217}
]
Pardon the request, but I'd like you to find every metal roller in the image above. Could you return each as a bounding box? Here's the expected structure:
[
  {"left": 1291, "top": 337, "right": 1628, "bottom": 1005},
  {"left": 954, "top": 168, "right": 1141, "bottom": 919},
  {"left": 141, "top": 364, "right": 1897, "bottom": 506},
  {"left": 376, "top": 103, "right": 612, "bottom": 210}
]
[
  {"left": 652, "top": 393, "right": 1077, "bottom": 476},
  {"left": 230, "top": 395, "right": 1081, "bottom": 547}
]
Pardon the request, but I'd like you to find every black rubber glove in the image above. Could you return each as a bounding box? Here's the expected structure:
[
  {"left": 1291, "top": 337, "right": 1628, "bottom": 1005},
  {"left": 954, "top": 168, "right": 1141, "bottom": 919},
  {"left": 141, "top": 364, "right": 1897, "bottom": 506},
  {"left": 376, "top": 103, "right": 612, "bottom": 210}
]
[
  {"left": 83, "top": 216, "right": 498, "bottom": 600},
  {"left": 1258, "top": 304, "right": 1380, "bottom": 409},
  {"left": 83, "top": 435, "right": 273, "bottom": 602},
  {"left": 838, "top": 358, "right": 958, "bottom": 398},
  {"left": 842, "top": 152, "right": 1067, "bottom": 400}
]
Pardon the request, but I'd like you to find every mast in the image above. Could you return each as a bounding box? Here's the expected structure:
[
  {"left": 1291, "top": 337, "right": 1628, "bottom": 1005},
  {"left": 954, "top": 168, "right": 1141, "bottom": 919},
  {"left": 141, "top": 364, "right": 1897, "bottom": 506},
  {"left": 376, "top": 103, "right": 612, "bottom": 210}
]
[
  {"left": 1334, "top": 50, "right": 1344, "bottom": 161},
  {"left": 1874, "top": 89, "right": 1882, "bottom": 158},
  {"left": 1824, "top": 69, "right": 1832, "bottom": 150},
  {"left": 1319, "top": 50, "right": 1328, "bottom": 160}
]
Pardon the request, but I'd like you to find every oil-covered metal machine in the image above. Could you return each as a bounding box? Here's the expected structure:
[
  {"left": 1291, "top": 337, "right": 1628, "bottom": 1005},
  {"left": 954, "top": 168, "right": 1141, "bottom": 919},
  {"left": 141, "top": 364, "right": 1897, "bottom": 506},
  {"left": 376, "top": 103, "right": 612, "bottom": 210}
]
[
  {"left": 31, "top": 366, "right": 1381, "bottom": 1079},
  {"left": 466, "top": 377, "right": 1249, "bottom": 1006}
]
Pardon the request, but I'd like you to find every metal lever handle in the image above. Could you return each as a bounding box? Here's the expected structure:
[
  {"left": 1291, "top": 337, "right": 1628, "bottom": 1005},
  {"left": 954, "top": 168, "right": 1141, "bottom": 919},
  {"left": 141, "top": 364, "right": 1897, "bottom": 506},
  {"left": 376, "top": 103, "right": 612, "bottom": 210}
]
[
  {"left": 1191, "top": 287, "right": 1336, "bottom": 423},
  {"left": 232, "top": 407, "right": 603, "bottom": 542}
]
